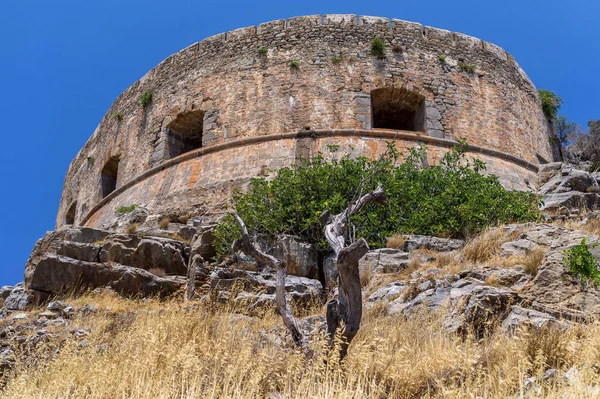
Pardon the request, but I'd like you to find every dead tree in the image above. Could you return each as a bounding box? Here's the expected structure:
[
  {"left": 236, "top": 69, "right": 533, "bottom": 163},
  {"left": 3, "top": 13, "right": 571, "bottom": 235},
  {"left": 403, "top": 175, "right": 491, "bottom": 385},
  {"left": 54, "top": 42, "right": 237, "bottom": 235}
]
[
  {"left": 231, "top": 185, "right": 386, "bottom": 357},
  {"left": 322, "top": 184, "right": 386, "bottom": 357}
]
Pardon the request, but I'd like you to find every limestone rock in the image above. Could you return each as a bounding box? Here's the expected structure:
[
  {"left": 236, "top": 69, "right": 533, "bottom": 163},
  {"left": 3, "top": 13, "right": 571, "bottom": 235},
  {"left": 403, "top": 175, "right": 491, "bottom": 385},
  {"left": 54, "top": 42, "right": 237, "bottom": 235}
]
[
  {"left": 402, "top": 235, "right": 465, "bottom": 252},
  {"left": 27, "top": 253, "right": 185, "bottom": 298},
  {"left": 501, "top": 306, "right": 571, "bottom": 333},
  {"left": 500, "top": 239, "right": 539, "bottom": 257},
  {"left": 359, "top": 248, "right": 409, "bottom": 276},
  {"left": 272, "top": 235, "right": 319, "bottom": 279},
  {"left": 3, "top": 285, "right": 31, "bottom": 311},
  {"left": 99, "top": 234, "right": 188, "bottom": 275},
  {"left": 210, "top": 267, "right": 322, "bottom": 304}
]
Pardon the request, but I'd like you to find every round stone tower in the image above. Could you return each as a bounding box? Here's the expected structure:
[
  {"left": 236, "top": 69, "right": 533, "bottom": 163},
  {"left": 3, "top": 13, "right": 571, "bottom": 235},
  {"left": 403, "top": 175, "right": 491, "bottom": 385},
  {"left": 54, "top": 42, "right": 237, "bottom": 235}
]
[{"left": 57, "top": 14, "right": 553, "bottom": 229}]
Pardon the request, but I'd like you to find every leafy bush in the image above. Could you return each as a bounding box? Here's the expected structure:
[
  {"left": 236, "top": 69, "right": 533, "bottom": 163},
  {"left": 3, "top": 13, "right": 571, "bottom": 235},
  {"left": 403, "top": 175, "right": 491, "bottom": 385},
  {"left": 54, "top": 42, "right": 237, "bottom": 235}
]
[
  {"left": 289, "top": 60, "right": 300, "bottom": 69},
  {"left": 258, "top": 47, "right": 268, "bottom": 56},
  {"left": 331, "top": 56, "right": 343, "bottom": 64},
  {"left": 370, "top": 37, "right": 386, "bottom": 59},
  {"left": 116, "top": 204, "right": 139, "bottom": 215},
  {"left": 114, "top": 112, "right": 124, "bottom": 121},
  {"left": 563, "top": 238, "right": 600, "bottom": 285},
  {"left": 214, "top": 141, "right": 542, "bottom": 257},
  {"left": 140, "top": 91, "right": 153, "bottom": 108},
  {"left": 538, "top": 89, "right": 562, "bottom": 121},
  {"left": 438, "top": 55, "right": 447, "bottom": 63}
]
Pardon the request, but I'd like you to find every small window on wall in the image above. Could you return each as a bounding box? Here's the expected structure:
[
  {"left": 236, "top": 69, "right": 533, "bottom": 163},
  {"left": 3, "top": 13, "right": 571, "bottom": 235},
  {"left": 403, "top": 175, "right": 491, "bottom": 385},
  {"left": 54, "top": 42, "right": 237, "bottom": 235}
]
[
  {"left": 101, "top": 156, "right": 120, "bottom": 198},
  {"left": 65, "top": 202, "right": 77, "bottom": 225},
  {"left": 166, "top": 110, "right": 205, "bottom": 159},
  {"left": 371, "top": 87, "right": 425, "bottom": 131}
]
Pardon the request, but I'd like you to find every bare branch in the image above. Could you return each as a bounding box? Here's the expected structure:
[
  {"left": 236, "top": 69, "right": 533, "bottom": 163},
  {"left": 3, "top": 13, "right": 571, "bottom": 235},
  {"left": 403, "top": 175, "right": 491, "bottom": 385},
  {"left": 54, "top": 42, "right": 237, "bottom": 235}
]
[{"left": 231, "top": 212, "right": 306, "bottom": 349}]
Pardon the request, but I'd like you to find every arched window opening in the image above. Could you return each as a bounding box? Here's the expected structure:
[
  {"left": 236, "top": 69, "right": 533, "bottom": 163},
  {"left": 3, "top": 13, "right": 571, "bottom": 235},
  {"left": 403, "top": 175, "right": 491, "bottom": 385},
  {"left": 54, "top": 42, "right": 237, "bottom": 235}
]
[
  {"left": 65, "top": 202, "right": 77, "bottom": 225},
  {"left": 371, "top": 88, "right": 426, "bottom": 132},
  {"left": 101, "top": 156, "right": 120, "bottom": 198},
  {"left": 166, "top": 110, "right": 205, "bottom": 159}
]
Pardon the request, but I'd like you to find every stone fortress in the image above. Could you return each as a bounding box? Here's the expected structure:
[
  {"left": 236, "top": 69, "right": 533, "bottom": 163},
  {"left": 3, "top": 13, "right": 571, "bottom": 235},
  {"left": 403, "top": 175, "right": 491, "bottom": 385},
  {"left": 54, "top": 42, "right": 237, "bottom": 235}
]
[{"left": 56, "top": 14, "right": 556, "bottom": 230}]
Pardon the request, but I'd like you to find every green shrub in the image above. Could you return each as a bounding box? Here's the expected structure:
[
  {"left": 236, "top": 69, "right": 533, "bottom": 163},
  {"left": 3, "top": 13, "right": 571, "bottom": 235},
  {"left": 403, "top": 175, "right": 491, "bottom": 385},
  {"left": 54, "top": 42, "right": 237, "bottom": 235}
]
[
  {"left": 370, "top": 37, "right": 386, "bottom": 59},
  {"left": 114, "top": 112, "right": 124, "bottom": 121},
  {"left": 563, "top": 238, "right": 600, "bottom": 285},
  {"left": 438, "top": 55, "right": 447, "bottom": 63},
  {"left": 116, "top": 204, "right": 139, "bottom": 215},
  {"left": 87, "top": 156, "right": 95, "bottom": 167},
  {"left": 258, "top": 47, "right": 268, "bottom": 56},
  {"left": 459, "top": 62, "right": 476, "bottom": 73},
  {"left": 140, "top": 91, "right": 153, "bottom": 107},
  {"left": 331, "top": 56, "right": 343, "bottom": 64},
  {"left": 289, "top": 60, "right": 300, "bottom": 69},
  {"left": 214, "top": 141, "right": 542, "bottom": 257},
  {"left": 538, "top": 89, "right": 563, "bottom": 121}
]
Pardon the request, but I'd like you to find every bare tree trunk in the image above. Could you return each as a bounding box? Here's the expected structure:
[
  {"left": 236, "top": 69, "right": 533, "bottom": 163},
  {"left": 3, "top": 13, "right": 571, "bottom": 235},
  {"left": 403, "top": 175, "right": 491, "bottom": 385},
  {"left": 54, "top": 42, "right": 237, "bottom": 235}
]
[
  {"left": 323, "top": 184, "right": 387, "bottom": 358},
  {"left": 231, "top": 212, "right": 306, "bottom": 349}
]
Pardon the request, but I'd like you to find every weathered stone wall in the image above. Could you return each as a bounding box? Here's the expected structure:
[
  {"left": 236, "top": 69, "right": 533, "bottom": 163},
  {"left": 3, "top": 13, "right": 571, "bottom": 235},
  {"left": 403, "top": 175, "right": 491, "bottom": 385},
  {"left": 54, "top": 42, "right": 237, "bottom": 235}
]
[{"left": 56, "top": 14, "right": 551, "bottom": 229}]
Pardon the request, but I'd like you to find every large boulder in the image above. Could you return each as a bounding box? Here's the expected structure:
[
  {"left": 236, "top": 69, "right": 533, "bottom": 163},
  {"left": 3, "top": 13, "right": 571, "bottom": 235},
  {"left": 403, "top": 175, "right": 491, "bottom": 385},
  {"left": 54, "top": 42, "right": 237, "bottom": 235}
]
[
  {"left": 27, "top": 253, "right": 184, "bottom": 297},
  {"left": 540, "top": 163, "right": 600, "bottom": 212},
  {"left": 272, "top": 235, "right": 319, "bottom": 279},
  {"left": 359, "top": 248, "right": 410, "bottom": 276},
  {"left": 99, "top": 234, "right": 188, "bottom": 275}
]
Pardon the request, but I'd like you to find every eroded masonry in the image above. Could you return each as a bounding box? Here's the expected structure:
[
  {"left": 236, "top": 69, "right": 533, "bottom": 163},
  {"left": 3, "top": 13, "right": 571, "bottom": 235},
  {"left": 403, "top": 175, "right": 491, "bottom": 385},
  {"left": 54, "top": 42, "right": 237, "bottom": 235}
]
[{"left": 56, "top": 14, "right": 555, "bottom": 229}]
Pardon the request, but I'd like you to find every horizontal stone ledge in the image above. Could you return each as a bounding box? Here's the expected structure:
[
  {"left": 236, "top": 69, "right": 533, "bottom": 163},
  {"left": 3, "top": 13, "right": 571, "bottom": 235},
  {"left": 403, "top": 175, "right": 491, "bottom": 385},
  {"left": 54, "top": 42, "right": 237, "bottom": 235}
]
[{"left": 79, "top": 129, "right": 540, "bottom": 226}]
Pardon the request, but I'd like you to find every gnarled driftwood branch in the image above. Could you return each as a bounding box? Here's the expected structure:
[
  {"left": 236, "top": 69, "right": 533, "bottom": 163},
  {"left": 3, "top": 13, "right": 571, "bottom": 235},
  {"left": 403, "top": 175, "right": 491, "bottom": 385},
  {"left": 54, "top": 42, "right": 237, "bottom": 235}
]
[
  {"left": 231, "top": 212, "right": 306, "bottom": 348},
  {"left": 323, "top": 184, "right": 387, "bottom": 358}
]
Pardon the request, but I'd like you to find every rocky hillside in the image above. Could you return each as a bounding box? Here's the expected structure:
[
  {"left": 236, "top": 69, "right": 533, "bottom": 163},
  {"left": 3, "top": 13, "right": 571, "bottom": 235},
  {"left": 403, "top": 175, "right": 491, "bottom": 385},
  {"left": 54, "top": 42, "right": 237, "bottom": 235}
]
[{"left": 3, "top": 161, "right": 600, "bottom": 397}]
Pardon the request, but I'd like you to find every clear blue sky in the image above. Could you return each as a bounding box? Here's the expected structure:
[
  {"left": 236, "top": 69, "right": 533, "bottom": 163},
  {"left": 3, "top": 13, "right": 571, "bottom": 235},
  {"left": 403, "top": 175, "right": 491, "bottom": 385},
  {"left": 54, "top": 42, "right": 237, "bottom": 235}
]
[{"left": 0, "top": 0, "right": 598, "bottom": 287}]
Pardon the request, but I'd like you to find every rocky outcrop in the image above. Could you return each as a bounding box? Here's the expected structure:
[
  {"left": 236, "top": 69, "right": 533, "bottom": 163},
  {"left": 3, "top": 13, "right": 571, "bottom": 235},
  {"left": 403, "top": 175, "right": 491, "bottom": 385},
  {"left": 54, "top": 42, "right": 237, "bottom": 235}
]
[
  {"left": 367, "top": 224, "right": 600, "bottom": 334},
  {"left": 209, "top": 267, "right": 322, "bottom": 306},
  {"left": 539, "top": 163, "right": 600, "bottom": 212},
  {"left": 22, "top": 227, "right": 189, "bottom": 303}
]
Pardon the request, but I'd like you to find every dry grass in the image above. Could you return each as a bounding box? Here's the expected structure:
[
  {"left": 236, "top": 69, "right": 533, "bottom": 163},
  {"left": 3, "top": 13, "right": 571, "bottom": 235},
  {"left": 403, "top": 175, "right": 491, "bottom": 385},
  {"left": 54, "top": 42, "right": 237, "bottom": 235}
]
[
  {"left": 148, "top": 267, "right": 167, "bottom": 277},
  {"left": 125, "top": 223, "right": 138, "bottom": 234},
  {"left": 2, "top": 292, "right": 600, "bottom": 399},
  {"left": 500, "top": 247, "right": 546, "bottom": 276},
  {"left": 386, "top": 233, "right": 405, "bottom": 249},
  {"left": 463, "top": 227, "right": 520, "bottom": 263},
  {"left": 159, "top": 216, "right": 171, "bottom": 230}
]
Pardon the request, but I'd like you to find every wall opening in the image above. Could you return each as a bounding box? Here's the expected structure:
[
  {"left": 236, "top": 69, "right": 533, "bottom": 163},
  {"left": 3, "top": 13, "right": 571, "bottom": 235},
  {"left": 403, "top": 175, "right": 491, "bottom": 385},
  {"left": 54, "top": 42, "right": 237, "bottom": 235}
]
[
  {"left": 371, "top": 88, "right": 425, "bottom": 131},
  {"left": 65, "top": 202, "right": 77, "bottom": 225},
  {"left": 101, "top": 156, "right": 120, "bottom": 198},
  {"left": 166, "top": 110, "right": 205, "bottom": 159}
]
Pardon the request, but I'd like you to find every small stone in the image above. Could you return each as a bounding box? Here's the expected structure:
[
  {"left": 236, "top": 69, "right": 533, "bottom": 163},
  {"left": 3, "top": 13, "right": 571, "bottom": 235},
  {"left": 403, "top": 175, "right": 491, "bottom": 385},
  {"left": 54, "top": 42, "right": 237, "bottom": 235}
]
[{"left": 12, "top": 313, "right": 28, "bottom": 320}]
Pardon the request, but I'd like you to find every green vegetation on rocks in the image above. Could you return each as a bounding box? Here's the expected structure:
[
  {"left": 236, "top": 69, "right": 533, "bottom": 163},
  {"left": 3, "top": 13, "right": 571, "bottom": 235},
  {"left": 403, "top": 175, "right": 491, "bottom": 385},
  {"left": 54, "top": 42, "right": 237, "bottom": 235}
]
[
  {"left": 214, "top": 141, "right": 542, "bottom": 257},
  {"left": 115, "top": 204, "right": 139, "bottom": 215},
  {"left": 563, "top": 238, "right": 600, "bottom": 285}
]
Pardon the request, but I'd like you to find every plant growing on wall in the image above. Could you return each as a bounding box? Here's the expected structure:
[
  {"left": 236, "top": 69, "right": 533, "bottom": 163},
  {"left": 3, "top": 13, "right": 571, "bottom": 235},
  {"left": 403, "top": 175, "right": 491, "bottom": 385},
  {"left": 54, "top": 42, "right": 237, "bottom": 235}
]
[
  {"left": 257, "top": 47, "right": 268, "bottom": 56},
  {"left": 538, "top": 89, "right": 563, "bottom": 122},
  {"left": 87, "top": 156, "right": 95, "bottom": 167},
  {"left": 370, "top": 37, "right": 386, "bottom": 59},
  {"left": 392, "top": 44, "right": 404, "bottom": 53},
  {"left": 289, "top": 60, "right": 300, "bottom": 69},
  {"left": 330, "top": 56, "right": 343, "bottom": 64},
  {"left": 459, "top": 62, "right": 476, "bottom": 73},
  {"left": 113, "top": 112, "right": 124, "bottom": 121},
  {"left": 438, "top": 55, "right": 447, "bottom": 63},
  {"left": 116, "top": 204, "right": 140, "bottom": 215},
  {"left": 139, "top": 91, "right": 153, "bottom": 108}
]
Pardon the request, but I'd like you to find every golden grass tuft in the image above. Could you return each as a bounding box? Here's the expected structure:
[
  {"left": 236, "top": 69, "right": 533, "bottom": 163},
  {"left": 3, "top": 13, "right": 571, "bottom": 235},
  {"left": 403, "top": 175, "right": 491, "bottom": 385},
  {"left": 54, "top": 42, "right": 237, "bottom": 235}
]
[
  {"left": 385, "top": 233, "right": 405, "bottom": 249},
  {"left": 125, "top": 223, "right": 138, "bottom": 234},
  {"left": 463, "top": 227, "right": 520, "bottom": 264},
  {"left": 158, "top": 216, "right": 170, "bottom": 230}
]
